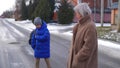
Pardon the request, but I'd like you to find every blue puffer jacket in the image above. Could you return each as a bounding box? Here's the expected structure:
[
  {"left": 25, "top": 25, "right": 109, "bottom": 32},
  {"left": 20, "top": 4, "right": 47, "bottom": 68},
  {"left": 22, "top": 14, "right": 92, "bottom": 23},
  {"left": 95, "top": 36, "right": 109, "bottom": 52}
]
[{"left": 31, "top": 21, "right": 50, "bottom": 58}]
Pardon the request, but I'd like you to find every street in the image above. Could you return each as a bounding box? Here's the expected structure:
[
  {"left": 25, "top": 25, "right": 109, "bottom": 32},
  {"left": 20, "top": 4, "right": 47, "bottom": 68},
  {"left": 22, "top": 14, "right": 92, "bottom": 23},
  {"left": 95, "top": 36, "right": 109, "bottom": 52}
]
[
  {"left": 0, "top": 19, "right": 70, "bottom": 68},
  {"left": 0, "top": 19, "right": 120, "bottom": 68}
]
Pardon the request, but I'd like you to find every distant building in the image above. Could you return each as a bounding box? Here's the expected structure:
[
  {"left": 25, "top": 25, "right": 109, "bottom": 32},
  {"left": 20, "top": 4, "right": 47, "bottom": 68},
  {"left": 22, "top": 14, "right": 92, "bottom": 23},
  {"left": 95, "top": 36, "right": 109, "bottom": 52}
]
[
  {"left": 111, "top": 2, "right": 118, "bottom": 30},
  {"left": 68, "top": 0, "right": 118, "bottom": 23},
  {"left": 68, "top": 0, "right": 118, "bottom": 8}
]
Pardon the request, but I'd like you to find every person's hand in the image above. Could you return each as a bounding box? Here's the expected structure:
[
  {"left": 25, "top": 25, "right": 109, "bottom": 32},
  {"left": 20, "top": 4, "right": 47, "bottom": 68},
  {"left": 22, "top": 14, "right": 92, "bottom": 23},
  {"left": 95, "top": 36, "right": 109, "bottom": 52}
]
[{"left": 72, "top": 54, "right": 79, "bottom": 68}]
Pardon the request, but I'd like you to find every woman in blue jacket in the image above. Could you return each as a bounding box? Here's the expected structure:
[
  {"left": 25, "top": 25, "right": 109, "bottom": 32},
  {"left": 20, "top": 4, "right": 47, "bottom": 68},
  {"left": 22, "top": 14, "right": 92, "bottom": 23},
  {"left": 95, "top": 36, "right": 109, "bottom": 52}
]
[{"left": 31, "top": 17, "right": 51, "bottom": 68}]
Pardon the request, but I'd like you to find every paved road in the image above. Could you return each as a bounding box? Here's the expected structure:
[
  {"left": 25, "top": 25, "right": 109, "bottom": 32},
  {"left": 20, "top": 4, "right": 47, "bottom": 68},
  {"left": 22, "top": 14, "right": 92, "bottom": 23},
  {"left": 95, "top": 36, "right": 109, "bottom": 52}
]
[
  {"left": 0, "top": 19, "right": 70, "bottom": 68},
  {"left": 0, "top": 19, "right": 120, "bottom": 68}
]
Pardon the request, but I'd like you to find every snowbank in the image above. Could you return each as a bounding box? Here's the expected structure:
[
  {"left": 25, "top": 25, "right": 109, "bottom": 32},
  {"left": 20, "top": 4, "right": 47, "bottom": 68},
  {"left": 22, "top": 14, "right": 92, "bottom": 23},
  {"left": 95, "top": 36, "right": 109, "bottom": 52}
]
[
  {"left": 98, "top": 39, "right": 120, "bottom": 49},
  {"left": 47, "top": 23, "right": 120, "bottom": 50},
  {"left": 6, "top": 19, "right": 35, "bottom": 31},
  {"left": 96, "top": 23, "right": 111, "bottom": 27}
]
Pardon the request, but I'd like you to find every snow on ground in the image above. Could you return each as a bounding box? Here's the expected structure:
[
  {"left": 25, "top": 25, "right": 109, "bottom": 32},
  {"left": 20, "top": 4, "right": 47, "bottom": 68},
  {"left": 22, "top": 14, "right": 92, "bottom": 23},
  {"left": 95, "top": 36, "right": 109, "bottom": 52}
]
[
  {"left": 47, "top": 23, "right": 75, "bottom": 36},
  {"left": 6, "top": 18, "right": 35, "bottom": 32},
  {"left": 0, "top": 19, "right": 26, "bottom": 42},
  {"left": 47, "top": 23, "right": 75, "bottom": 31},
  {"left": 96, "top": 23, "right": 111, "bottom": 27},
  {"left": 4, "top": 18, "right": 15, "bottom": 21},
  {"left": 2, "top": 20, "right": 25, "bottom": 37},
  {"left": 5, "top": 19, "right": 119, "bottom": 49},
  {"left": 51, "top": 28, "right": 120, "bottom": 49},
  {"left": 47, "top": 22, "right": 119, "bottom": 50},
  {"left": 47, "top": 23, "right": 111, "bottom": 36},
  {"left": 6, "top": 18, "right": 111, "bottom": 34},
  {"left": 98, "top": 39, "right": 120, "bottom": 49},
  {"left": 0, "top": 18, "right": 35, "bottom": 43},
  {"left": 0, "top": 24, "right": 16, "bottom": 42},
  {"left": 5, "top": 19, "right": 111, "bottom": 39}
]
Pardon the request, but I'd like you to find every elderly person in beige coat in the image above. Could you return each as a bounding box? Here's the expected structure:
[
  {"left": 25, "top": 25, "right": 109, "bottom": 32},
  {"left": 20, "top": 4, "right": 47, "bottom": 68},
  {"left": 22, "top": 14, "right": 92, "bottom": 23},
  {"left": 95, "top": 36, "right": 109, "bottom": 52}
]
[{"left": 67, "top": 3, "right": 98, "bottom": 68}]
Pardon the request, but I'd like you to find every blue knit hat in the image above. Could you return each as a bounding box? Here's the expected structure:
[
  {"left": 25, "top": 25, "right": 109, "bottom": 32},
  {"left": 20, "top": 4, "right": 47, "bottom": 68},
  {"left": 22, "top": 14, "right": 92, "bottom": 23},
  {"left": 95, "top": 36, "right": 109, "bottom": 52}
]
[{"left": 34, "top": 17, "right": 42, "bottom": 25}]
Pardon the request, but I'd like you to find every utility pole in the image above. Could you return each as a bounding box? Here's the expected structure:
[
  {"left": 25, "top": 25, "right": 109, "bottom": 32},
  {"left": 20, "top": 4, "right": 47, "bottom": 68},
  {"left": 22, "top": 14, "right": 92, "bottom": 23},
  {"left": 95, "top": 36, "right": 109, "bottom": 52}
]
[
  {"left": 101, "top": 0, "right": 104, "bottom": 27},
  {"left": 117, "top": 0, "right": 120, "bottom": 32},
  {"left": 94, "top": 0, "right": 96, "bottom": 22}
]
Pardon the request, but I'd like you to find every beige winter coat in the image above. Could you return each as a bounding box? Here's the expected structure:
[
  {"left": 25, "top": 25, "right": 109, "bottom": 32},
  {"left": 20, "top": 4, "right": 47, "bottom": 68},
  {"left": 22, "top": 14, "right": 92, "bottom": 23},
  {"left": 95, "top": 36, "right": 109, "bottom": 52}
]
[{"left": 67, "top": 15, "right": 98, "bottom": 68}]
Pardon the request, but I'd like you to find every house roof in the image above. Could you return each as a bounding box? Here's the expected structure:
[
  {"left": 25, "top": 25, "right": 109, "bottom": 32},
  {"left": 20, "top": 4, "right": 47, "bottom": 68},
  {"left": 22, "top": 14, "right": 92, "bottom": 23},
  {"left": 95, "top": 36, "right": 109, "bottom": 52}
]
[{"left": 111, "top": 2, "right": 118, "bottom": 9}]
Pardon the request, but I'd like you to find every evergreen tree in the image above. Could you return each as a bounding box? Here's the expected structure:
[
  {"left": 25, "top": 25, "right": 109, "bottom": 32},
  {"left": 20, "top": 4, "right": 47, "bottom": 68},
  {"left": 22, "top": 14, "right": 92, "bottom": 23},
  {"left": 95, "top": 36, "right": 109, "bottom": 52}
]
[
  {"left": 33, "top": 0, "right": 54, "bottom": 22},
  {"left": 49, "top": 0, "right": 55, "bottom": 20},
  {"left": 28, "top": 0, "right": 32, "bottom": 19},
  {"left": 21, "top": 0, "right": 28, "bottom": 20},
  {"left": 31, "top": 0, "right": 40, "bottom": 20},
  {"left": 58, "top": 0, "right": 74, "bottom": 24}
]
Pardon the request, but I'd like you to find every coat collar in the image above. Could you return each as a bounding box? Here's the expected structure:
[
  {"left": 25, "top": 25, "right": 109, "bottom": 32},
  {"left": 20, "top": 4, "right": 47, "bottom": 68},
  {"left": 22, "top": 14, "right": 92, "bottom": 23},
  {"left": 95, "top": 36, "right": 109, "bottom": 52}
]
[{"left": 78, "top": 15, "right": 91, "bottom": 25}]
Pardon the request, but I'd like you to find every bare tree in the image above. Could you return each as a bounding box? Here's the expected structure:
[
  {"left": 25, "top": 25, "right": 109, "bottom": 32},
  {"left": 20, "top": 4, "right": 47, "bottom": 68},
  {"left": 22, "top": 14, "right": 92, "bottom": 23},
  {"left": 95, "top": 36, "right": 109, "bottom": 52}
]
[
  {"left": 14, "top": 0, "right": 30, "bottom": 20},
  {"left": 2, "top": 10, "right": 14, "bottom": 18}
]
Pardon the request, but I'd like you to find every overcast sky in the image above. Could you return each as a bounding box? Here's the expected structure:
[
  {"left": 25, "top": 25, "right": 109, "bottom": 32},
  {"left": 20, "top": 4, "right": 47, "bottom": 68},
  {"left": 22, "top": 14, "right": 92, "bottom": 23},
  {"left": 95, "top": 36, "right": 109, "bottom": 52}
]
[{"left": 0, "top": 0, "right": 16, "bottom": 15}]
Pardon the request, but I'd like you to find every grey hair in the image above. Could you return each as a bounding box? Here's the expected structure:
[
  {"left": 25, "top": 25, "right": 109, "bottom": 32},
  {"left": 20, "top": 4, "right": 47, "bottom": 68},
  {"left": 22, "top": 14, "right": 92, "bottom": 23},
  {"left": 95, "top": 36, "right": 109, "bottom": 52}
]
[{"left": 74, "top": 3, "right": 92, "bottom": 17}]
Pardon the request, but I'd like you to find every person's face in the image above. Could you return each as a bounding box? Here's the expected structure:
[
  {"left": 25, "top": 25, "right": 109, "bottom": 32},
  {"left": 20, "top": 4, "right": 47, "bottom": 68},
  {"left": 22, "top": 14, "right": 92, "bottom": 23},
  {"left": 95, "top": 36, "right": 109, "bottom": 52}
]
[
  {"left": 75, "top": 11, "right": 82, "bottom": 20},
  {"left": 35, "top": 24, "right": 41, "bottom": 28}
]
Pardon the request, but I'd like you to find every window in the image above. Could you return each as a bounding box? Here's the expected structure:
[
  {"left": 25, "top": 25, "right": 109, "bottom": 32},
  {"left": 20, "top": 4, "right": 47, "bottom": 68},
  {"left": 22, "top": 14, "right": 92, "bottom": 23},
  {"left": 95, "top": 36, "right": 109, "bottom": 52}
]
[
  {"left": 108, "top": 0, "right": 113, "bottom": 8},
  {"left": 78, "top": 0, "right": 82, "bottom": 4}
]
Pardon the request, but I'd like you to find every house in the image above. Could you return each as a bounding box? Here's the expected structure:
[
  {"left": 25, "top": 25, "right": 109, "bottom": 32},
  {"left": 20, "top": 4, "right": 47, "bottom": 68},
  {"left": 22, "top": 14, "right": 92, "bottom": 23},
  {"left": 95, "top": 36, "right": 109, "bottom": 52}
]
[
  {"left": 68, "top": 0, "right": 118, "bottom": 23},
  {"left": 111, "top": 2, "right": 118, "bottom": 25},
  {"left": 69, "top": 0, "right": 118, "bottom": 8},
  {"left": 111, "top": 2, "right": 118, "bottom": 30}
]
